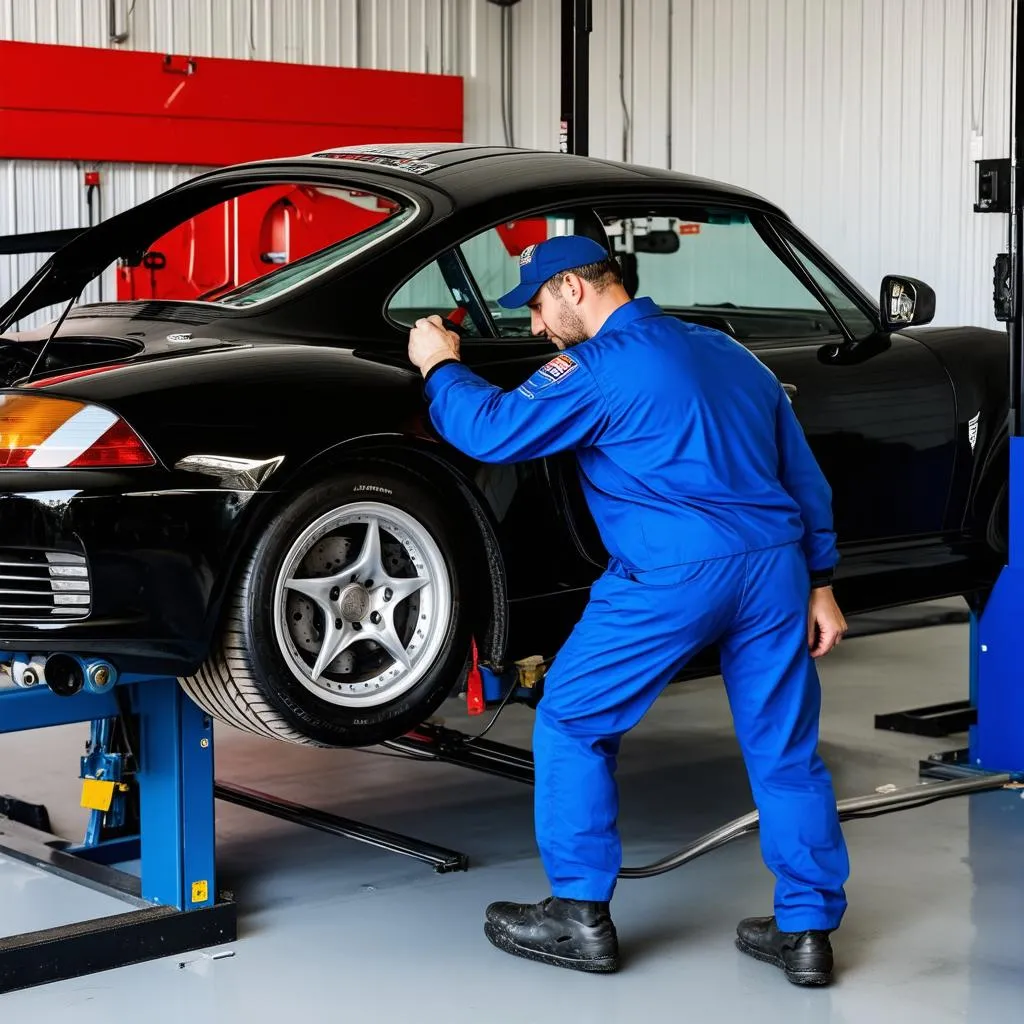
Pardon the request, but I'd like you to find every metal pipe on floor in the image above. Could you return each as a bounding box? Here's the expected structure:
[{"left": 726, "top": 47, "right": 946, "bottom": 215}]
[{"left": 618, "top": 773, "right": 1014, "bottom": 879}]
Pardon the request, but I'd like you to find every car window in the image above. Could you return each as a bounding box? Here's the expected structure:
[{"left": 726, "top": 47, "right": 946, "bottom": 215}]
[
  {"left": 388, "top": 255, "right": 482, "bottom": 334},
  {"left": 84, "top": 183, "right": 412, "bottom": 313},
  {"left": 598, "top": 210, "right": 846, "bottom": 345},
  {"left": 218, "top": 197, "right": 413, "bottom": 308},
  {"left": 388, "top": 213, "right": 599, "bottom": 339},
  {"left": 779, "top": 230, "right": 877, "bottom": 339}
]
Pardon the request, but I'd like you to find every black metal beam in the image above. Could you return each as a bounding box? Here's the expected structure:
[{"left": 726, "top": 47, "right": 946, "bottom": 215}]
[
  {"left": 874, "top": 700, "right": 977, "bottom": 738},
  {"left": 0, "top": 817, "right": 236, "bottom": 994},
  {"left": 0, "top": 902, "right": 236, "bottom": 995},
  {"left": 0, "top": 816, "right": 145, "bottom": 904},
  {"left": 386, "top": 723, "right": 535, "bottom": 786},
  {"left": 214, "top": 781, "right": 469, "bottom": 874},
  {"left": 560, "top": 0, "right": 592, "bottom": 156}
]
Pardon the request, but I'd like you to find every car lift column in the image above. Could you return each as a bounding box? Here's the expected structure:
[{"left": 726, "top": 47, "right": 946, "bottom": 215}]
[
  {"left": 929, "top": 0, "right": 1024, "bottom": 779},
  {"left": 559, "top": 0, "right": 591, "bottom": 157},
  {"left": 971, "top": 0, "right": 1024, "bottom": 776},
  {"left": 135, "top": 678, "right": 218, "bottom": 910}
]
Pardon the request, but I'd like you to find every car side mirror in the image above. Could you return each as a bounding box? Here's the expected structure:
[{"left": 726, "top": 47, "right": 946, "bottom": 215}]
[{"left": 880, "top": 275, "right": 936, "bottom": 330}]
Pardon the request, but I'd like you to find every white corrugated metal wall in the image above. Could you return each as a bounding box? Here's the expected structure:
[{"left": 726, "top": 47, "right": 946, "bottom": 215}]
[{"left": 0, "top": 0, "right": 1014, "bottom": 330}]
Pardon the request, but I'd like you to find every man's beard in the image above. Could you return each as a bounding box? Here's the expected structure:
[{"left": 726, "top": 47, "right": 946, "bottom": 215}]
[{"left": 553, "top": 302, "right": 588, "bottom": 347}]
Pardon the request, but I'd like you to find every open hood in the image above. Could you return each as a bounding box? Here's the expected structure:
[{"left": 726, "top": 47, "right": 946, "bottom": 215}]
[
  {"left": 0, "top": 162, "right": 375, "bottom": 332},
  {"left": 0, "top": 175, "right": 261, "bottom": 332}
]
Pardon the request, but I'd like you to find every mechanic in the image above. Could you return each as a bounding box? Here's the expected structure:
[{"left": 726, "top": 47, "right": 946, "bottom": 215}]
[{"left": 406, "top": 235, "right": 850, "bottom": 985}]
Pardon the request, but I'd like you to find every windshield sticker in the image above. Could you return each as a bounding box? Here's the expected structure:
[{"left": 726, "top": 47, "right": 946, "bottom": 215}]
[
  {"left": 326, "top": 144, "right": 451, "bottom": 159},
  {"left": 311, "top": 152, "right": 439, "bottom": 174}
]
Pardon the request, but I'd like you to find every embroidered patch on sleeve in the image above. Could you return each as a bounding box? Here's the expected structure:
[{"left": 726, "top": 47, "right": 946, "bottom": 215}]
[
  {"left": 536, "top": 354, "right": 579, "bottom": 383},
  {"left": 517, "top": 353, "right": 581, "bottom": 399}
]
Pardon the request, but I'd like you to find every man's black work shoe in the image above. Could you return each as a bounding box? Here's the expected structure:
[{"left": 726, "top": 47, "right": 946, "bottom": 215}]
[
  {"left": 484, "top": 896, "right": 619, "bottom": 973},
  {"left": 735, "top": 916, "right": 834, "bottom": 986}
]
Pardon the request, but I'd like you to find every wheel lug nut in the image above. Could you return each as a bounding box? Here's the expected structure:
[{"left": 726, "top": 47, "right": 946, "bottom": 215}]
[
  {"left": 384, "top": 588, "right": 393, "bottom": 602},
  {"left": 365, "top": 579, "right": 374, "bottom": 590},
  {"left": 330, "top": 587, "right": 340, "bottom": 601},
  {"left": 352, "top": 621, "right": 362, "bottom": 631},
  {"left": 335, "top": 618, "right": 342, "bottom": 629},
  {"left": 370, "top": 611, "right": 381, "bottom": 625}
]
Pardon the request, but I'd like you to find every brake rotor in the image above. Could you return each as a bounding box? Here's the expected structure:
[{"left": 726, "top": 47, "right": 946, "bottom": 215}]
[{"left": 287, "top": 535, "right": 355, "bottom": 674}]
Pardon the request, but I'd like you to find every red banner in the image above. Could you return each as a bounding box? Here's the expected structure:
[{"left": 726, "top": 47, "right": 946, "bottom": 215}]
[{"left": 0, "top": 40, "right": 463, "bottom": 166}]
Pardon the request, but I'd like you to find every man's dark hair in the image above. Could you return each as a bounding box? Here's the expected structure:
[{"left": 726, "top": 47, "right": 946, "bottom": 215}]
[{"left": 545, "top": 257, "right": 623, "bottom": 298}]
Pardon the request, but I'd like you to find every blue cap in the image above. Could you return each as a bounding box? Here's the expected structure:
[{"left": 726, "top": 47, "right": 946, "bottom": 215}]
[{"left": 497, "top": 235, "right": 611, "bottom": 308}]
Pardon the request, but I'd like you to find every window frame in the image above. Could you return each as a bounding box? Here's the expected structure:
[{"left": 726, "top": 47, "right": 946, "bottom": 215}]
[
  {"left": 587, "top": 198, "right": 870, "bottom": 347},
  {"left": 382, "top": 193, "right": 883, "bottom": 349},
  {"left": 765, "top": 216, "right": 882, "bottom": 340}
]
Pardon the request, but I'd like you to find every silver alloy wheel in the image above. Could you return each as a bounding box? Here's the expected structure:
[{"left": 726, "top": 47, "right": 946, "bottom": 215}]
[{"left": 271, "top": 501, "right": 451, "bottom": 707}]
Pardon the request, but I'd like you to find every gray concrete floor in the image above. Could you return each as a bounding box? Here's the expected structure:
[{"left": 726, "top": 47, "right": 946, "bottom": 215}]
[{"left": 1, "top": 602, "right": 1022, "bottom": 1022}]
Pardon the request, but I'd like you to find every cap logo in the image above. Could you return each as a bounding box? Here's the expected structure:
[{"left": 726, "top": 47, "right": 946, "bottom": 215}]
[{"left": 519, "top": 244, "right": 537, "bottom": 266}]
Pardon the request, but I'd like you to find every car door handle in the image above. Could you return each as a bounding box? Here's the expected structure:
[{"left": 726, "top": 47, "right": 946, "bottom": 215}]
[{"left": 782, "top": 382, "right": 798, "bottom": 400}]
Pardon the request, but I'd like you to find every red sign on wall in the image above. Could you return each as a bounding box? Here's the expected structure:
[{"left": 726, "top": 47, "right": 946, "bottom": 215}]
[{"left": 0, "top": 40, "right": 463, "bottom": 166}]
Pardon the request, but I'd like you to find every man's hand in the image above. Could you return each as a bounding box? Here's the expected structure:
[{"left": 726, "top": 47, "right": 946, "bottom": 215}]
[
  {"left": 808, "top": 586, "right": 847, "bottom": 658},
  {"left": 408, "top": 315, "right": 461, "bottom": 378}
]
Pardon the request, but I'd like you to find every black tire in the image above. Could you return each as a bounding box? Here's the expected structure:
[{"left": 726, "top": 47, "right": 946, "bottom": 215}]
[{"left": 179, "top": 464, "right": 472, "bottom": 747}]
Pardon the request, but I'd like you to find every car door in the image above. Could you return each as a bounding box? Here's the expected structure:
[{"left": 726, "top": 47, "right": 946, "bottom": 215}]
[
  {"left": 760, "top": 218, "right": 959, "bottom": 543},
  {"left": 547, "top": 203, "right": 958, "bottom": 573}
]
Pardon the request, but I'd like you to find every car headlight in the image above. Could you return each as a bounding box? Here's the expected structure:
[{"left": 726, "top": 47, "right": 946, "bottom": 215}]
[{"left": 0, "top": 393, "right": 156, "bottom": 468}]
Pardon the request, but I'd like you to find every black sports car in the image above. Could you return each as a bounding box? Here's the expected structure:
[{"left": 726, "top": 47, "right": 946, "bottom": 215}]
[{"left": 0, "top": 143, "right": 1009, "bottom": 747}]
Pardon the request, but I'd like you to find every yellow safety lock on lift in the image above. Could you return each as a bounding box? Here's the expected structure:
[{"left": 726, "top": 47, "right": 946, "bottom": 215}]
[{"left": 80, "top": 779, "right": 129, "bottom": 812}]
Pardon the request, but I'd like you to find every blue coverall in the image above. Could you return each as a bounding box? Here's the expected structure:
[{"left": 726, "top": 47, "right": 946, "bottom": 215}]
[{"left": 423, "top": 296, "right": 850, "bottom": 933}]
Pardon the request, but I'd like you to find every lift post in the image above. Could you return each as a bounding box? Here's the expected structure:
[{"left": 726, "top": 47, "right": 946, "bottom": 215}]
[
  {"left": 965, "top": 0, "right": 1024, "bottom": 777},
  {"left": 559, "top": 0, "right": 591, "bottom": 156}
]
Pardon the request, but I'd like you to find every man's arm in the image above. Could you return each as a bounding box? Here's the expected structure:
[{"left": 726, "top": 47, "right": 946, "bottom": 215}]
[
  {"left": 421, "top": 352, "right": 609, "bottom": 464},
  {"left": 774, "top": 384, "right": 838, "bottom": 583}
]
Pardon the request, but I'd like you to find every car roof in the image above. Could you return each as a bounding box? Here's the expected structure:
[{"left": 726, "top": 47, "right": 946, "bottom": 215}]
[{"left": 241, "top": 143, "right": 788, "bottom": 218}]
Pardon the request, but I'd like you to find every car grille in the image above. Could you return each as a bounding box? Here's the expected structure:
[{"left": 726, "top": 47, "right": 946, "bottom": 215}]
[{"left": 0, "top": 548, "right": 91, "bottom": 621}]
